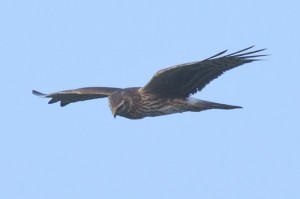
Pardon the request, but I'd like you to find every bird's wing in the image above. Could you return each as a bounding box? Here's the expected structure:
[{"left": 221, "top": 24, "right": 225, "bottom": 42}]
[
  {"left": 33, "top": 87, "right": 121, "bottom": 107},
  {"left": 141, "top": 46, "right": 267, "bottom": 98}
]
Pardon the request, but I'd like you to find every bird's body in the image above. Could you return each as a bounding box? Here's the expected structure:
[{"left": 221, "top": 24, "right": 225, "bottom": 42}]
[
  {"left": 109, "top": 88, "right": 186, "bottom": 119},
  {"left": 107, "top": 87, "right": 241, "bottom": 119},
  {"left": 33, "top": 46, "right": 267, "bottom": 119}
]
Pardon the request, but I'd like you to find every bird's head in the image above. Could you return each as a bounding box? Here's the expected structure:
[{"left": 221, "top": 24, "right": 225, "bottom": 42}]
[{"left": 108, "top": 90, "right": 130, "bottom": 118}]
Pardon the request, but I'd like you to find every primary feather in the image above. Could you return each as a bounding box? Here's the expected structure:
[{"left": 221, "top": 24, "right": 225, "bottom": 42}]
[{"left": 141, "top": 46, "right": 266, "bottom": 97}]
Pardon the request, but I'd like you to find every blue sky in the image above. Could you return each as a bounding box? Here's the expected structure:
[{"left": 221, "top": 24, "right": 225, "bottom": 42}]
[{"left": 1, "top": 0, "right": 300, "bottom": 198}]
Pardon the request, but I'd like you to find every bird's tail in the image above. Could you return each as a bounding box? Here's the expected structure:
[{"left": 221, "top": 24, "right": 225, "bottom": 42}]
[
  {"left": 187, "top": 98, "right": 242, "bottom": 111},
  {"left": 203, "top": 101, "right": 242, "bottom": 110}
]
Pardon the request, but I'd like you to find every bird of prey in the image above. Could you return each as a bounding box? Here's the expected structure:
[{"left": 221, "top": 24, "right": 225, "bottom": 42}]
[{"left": 33, "top": 46, "right": 266, "bottom": 119}]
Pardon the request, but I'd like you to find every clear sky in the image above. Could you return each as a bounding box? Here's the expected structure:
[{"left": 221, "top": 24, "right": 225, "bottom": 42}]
[{"left": 1, "top": 0, "right": 299, "bottom": 198}]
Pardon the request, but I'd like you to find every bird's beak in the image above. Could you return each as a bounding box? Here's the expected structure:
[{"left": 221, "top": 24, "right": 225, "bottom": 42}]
[{"left": 112, "top": 109, "right": 117, "bottom": 118}]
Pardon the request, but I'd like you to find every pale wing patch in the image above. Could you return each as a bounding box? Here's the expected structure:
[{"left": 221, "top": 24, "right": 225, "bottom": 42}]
[{"left": 187, "top": 97, "right": 201, "bottom": 105}]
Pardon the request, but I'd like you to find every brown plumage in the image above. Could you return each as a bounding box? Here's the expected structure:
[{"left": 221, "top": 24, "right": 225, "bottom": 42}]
[{"left": 33, "top": 46, "right": 267, "bottom": 119}]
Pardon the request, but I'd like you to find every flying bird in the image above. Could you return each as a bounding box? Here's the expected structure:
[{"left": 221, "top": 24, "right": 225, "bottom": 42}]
[{"left": 33, "top": 46, "right": 266, "bottom": 119}]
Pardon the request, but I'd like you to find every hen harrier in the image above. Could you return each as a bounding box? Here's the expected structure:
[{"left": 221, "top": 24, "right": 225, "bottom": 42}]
[{"left": 33, "top": 46, "right": 266, "bottom": 119}]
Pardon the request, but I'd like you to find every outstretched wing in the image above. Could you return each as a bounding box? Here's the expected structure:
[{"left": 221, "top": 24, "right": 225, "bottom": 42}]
[
  {"left": 141, "top": 46, "right": 267, "bottom": 98},
  {"left": 33, "top": 87, "right": 121, "bottom": 107}
]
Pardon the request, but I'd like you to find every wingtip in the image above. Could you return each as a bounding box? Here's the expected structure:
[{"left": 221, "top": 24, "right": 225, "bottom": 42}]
[{"left": 32, "top": 90, "right": 46, "bottom": 96}]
